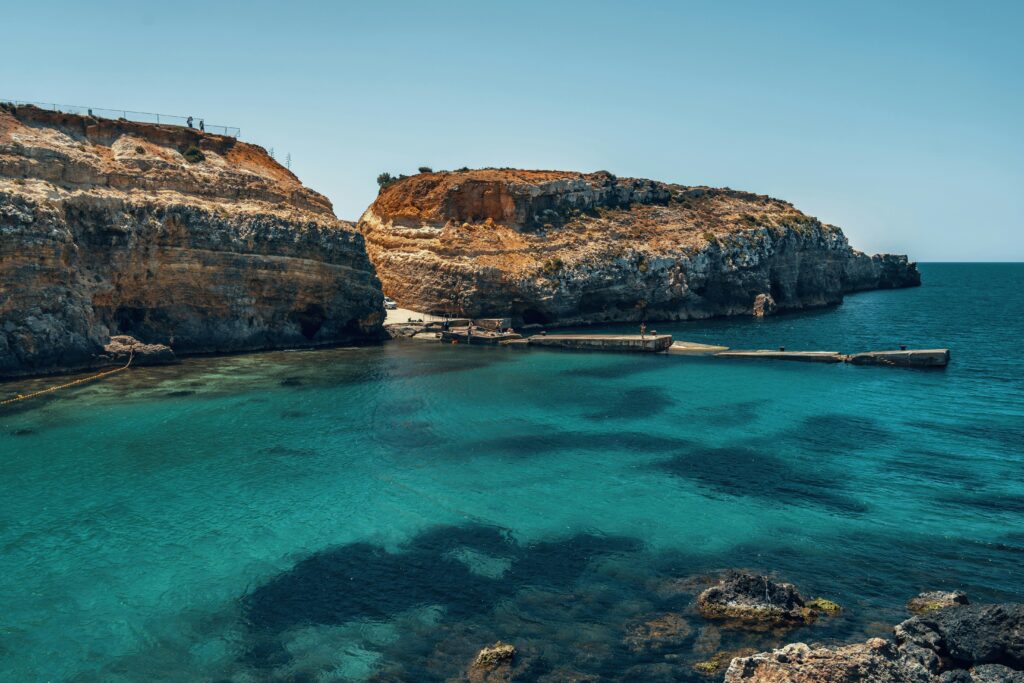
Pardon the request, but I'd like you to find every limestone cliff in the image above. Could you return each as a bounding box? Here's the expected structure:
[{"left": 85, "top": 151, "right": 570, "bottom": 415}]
[
  {"left": 0, "top": 104, "right": 383, "bottom": 378},
  {"left": 358, "top": 170, "right": 920, "bottom": 324}
]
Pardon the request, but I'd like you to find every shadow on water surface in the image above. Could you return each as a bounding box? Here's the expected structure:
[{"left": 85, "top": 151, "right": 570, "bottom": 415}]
[
  {"left": 241, "top": 524, "right": 641, "bottom": 672},
  {"left": 465, "top": 428, "right": 693, "bottom": 459},
  {"left": 786, "top": 413, "right": 892, "bottom": 453},
  {"left": 656, "top": 445, "right": 869, "bottom": 514},
  {"left": 582, "top": 387, "right": 675, "bottom": 421}
]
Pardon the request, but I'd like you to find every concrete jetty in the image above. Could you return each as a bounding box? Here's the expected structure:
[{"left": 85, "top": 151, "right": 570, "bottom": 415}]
[
  {"left": 716, "top": 350, "right": 845, "bottom": 363},
  {"left": 846, "top": 348, "right": 950, "bottom": 367},
  {"left": 506, "top": 333, "right": 673, "bottom": 353}
]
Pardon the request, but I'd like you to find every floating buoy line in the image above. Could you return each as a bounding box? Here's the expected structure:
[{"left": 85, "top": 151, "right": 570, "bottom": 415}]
[{"left": 0, "top": 352, "right": 134, "bottom": 407}]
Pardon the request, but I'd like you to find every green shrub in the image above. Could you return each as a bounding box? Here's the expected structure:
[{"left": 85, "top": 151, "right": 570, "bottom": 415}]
[
  {"left": 418, "top": 166, "right": 433, "bottom": 173},
  {"left": 182, "top": 146, "right": 205, "bottom": 163},
  {"left": 377, "top": 172, "right": 397, "bottom": 189}
]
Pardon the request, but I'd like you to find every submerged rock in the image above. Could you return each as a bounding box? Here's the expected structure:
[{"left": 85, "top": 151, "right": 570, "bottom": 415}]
[
  {"left": 358, "top": 169, "right": 920, "bottom": 325},
  {"left": 622, "top": 612, "right": 693, "bottom": 654},
  {"left": 473, "top": 642, "right": 516, "bottom": 668},
  {"left": 907, "top": 591, "right": 970, "bottom": 614},
  {"left": 725, "top": 603, "right": 1024, "bottom": 682}
]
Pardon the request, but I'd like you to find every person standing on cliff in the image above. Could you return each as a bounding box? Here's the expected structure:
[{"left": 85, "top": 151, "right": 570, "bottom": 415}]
[
  {"left": 640, "top": 322, "right": 646, "bottom": 339},
  {"left": 186, "top": 116, "right": 194, "bottom": 128},
  {"left": 199, "top": 119, "right": 205, "bottom": 133}
]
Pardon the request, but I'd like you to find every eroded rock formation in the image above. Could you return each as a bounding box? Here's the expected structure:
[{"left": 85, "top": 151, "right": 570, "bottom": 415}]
[
  {"left": 358, "top": 169, "right": 920, "bottom": 324},
  {"left": 725, "top": 603, "right": 1024, "bottom": 683},
  {"left": 0, "top": 104, "right": 383, "bottom": 377}
]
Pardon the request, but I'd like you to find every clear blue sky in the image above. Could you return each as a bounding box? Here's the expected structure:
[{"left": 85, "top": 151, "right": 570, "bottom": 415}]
[{"left": 4, "top": 1, "right": 1021, "bottom": 260}]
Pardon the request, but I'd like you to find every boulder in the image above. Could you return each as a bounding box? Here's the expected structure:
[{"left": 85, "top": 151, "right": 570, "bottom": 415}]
[
  {"left": 725, "top": 603, "right": 1024, "bottom": 682},
  {"left": 895, "top": 604, "right": 1024, "bottom": 670},
  {"left": 724, "top": 638, "right": 934, "bottom": 683},
  {"left": 907, "top": 591, "right": 970, "bottom": 614},
  {"left": 696, "top": 571, "right": 832, "bottom": 627}
]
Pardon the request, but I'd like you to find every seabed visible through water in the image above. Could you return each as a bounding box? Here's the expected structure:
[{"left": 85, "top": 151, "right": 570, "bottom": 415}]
[{"left": 0, "top": 264, "right": 1022, "bottom": 681}]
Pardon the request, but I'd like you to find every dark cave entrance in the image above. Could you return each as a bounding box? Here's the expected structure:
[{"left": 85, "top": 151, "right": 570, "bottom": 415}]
[
  {"left": 520, "top": 307, "right": 551, "bottom": 325},
  {"left": 291, "top": 304, "right": 327, "bottom": 340}
]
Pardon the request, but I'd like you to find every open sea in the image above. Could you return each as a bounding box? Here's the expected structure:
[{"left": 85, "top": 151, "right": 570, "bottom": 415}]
[{"left": 1, "top": 263, "right": 1022, "bottom": 682}]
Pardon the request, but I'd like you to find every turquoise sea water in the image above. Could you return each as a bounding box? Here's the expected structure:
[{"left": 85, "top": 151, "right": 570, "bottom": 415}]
[{"left": 1, "top": 263, "right": 1022, "bottom": 681}]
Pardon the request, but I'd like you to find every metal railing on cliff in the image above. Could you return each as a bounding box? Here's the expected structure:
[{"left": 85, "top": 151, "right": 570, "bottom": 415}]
[{"left": 1, "top": 99, "right": 241, "bottom": 138}]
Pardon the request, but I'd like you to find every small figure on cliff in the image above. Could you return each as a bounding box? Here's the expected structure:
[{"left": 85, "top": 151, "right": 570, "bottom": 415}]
[
  {"left": 186, "top": 116, "right": 194, "bottom": 128},
  {"left": 199, "top": 119, "right": 205, "bottom": 132},
  {"left": 640, "top": 322, "right": 647, "bottom": 339}
]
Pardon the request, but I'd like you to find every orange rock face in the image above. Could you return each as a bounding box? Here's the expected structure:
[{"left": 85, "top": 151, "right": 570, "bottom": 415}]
[
  {"left": 359, "top": 169, "right": 920, "bottom": 324},
  {"left": 0, "top": 104, "right": 383, "bottom": 377}
]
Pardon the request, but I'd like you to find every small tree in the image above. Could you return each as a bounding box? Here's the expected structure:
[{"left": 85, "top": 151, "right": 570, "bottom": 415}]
[
  {"left": 377, "top": 172, "right": 396, "bottom": 189},
  {"left": 418, "top": 166, "right": 433, "bottom": 174}
]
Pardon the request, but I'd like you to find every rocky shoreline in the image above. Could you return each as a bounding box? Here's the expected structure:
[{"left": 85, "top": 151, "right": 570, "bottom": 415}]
[
  {"left": 443, "top": 572, "right": 1023, "bottom": 683},
  {"left": 2, "top": 107, "right": 922, "bottom": 380}
]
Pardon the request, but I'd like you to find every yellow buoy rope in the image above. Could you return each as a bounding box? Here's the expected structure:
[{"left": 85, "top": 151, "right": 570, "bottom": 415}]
[{"left": 1, "top": 352, "right": 134, "bottom": 407}]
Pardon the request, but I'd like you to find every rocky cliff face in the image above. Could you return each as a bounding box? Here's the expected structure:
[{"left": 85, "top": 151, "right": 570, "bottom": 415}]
[
  {"left": 358, "top": 170, "right": 920, "bottom": 324},
  {"left": 0, "top": 104, "right": 383, "bottom": 378}
]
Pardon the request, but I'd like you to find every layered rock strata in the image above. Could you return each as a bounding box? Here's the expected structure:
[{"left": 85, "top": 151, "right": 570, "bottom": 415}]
[
  {"left": 358, "top": 170, "right": 920, "bottom": 325},
  {"left": 0, "top": 104, "right": 383, "bottom": 377}
]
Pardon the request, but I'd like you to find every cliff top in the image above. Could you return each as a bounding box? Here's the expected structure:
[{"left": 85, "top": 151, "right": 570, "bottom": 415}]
[
  {"left": 0, "top": 103, "right": 337, "bottom": 221},
  {"left": 362, "top": 168, "right": 831, "bottom": 275}
]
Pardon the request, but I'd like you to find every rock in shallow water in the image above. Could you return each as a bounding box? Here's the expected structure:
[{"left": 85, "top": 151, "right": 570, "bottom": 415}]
[
  {"left": 696, "top": 570, "right": 837, "bottom": 628},
  {"left": 725, "top": 603, "right": 1024, "bottom": 682},
  {"left": 907, "top": 591, "right": 970, "bottom": 614}
]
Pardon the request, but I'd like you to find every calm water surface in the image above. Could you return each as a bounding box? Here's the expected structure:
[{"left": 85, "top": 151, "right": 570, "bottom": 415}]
[{"left": 1, "top": 263, "right": 1022, "bottom": 681}]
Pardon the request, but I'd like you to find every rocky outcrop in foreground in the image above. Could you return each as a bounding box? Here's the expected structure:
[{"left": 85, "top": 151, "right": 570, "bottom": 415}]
[
  {"left": 0, "top": 104, "right": 383, "bottom": 378},
  {"left": 697, "top": 570, "right": 840, "bottom": 628},
  {"left": 358, "top": 169, "right": 920, "bottom": 325},
  {"left": 725, "top": 603, "right": 1024, "bottom": 683}
]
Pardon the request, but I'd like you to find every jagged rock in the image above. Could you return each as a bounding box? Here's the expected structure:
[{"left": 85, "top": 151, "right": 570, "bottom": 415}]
[
  {"left": 907, "top": 591, "right": 970, "bottom": 614},
  {"left": 752, "top": 293, "right": 776, "bottom": 317},
  {"left": 0, "top": 104, "right": 384, "bottom": 378},
  {"left": 696, "top": 571, "right": 820, "bottom": 627},
  {"left": 725, "top": 603, "right": 1024, "bottom": 682},
  {"left": 460, "top": 642, "right": 544, "bottom": 683},
  {"left": 724, "top": 638, "right": 934, "bottom": 682},
  {"left": 895, "top": 604, "right": 1024, "bottom": 670},
  {"left": 101, "top": 335, "right": 176, "bottom": 365},
  {"left": 473, "top": 642, "right": 516, "bottom": 668},
  {"left": 622, "top": 612, "right": 693, "bottom": 653},
  {"left": 358, "top": 169, "right": 920, "bottom": 325}
]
